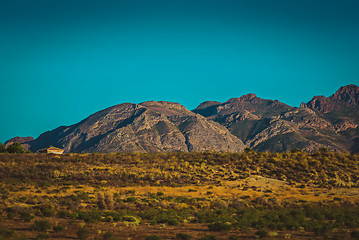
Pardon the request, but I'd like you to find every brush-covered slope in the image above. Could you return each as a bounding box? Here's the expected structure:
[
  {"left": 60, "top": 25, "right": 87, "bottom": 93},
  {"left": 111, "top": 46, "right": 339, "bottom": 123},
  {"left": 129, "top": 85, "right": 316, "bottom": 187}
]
[{"left": 27, "top": 101, "right": 245, "bottom": 153}]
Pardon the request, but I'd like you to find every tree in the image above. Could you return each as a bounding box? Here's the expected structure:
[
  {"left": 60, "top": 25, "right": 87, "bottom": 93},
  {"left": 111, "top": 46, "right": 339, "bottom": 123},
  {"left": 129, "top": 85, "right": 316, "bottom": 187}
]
[
  {"left": 6, "top": 142, "right": 24, "bottom": 153},
  {"left": 0, "top": 142, "right": 5, "bottom": 153}
]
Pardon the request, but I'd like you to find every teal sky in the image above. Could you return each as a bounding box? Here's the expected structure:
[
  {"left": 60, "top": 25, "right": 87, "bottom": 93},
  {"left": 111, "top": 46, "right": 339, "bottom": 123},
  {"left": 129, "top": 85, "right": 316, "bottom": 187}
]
[{"left": 1, "top": 0, "right": 359, "bottom": 143}]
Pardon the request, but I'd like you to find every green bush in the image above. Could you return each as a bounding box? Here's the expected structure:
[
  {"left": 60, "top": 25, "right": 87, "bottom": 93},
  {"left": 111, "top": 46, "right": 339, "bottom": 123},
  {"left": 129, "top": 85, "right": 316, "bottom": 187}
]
[
  {"left": 72, "top": 210, "right": 102, "bottom": 223},
  {"left": 146, "top": 235, "right": 162, "bottom": 240},
  {"left": 208, "top": 222, "right": 232, "bottom": 231},
  {"left": 176, "top": 233, "right": 193, "bottom": 240},
  {"left": 0, "top": 229, "right": 15, "bottom": 239},
  {"left": 255, "top": 230, "right": 268, "bottom": 239},
  {"left": 19, "top": 211, "right": 34, "bottom": 222},
  {"left": 76, "top": 227, "right": 90, "bottom": 240},
  {"left": 38, "top": 204, "right": 55, "bottom": 217},
  {"left": 351, "top": 230, "right": 359, "bottom": 239},
  {"left": 31, "top": 220, "right": 51, "bottom": 232},
  {"left": 57, "top": 210, "right": 70, "bottom": 218},
  {"left": 52, "top": 225, "right": 64, "bottom": 233},
  {"left": 102, "top": 231, "right": 114, "bottom": 240},
  {"left": 311, "top": 222, "right": 331, "bottom": 236},
  {"left": 35, "top": 233, "right": 49, "bottom": 239},
  {"left": 228, "top": 236, "right": 239, "bottom": 240},
  {"left": 198, "top": 235, "right": 218, "bottom": 240}
]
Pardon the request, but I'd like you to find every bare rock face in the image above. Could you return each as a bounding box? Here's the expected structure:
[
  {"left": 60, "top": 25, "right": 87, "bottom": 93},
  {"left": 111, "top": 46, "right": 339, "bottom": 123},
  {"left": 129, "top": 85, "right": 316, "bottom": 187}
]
[
  {"left": 194, "top": 85, "right": 359, "bottom": 153},
  {"left": 330, "top": 84, "right": 359, "bottom": 106},
  {"left": 28, "top": 101, "right": 244, "bottom": 153}
]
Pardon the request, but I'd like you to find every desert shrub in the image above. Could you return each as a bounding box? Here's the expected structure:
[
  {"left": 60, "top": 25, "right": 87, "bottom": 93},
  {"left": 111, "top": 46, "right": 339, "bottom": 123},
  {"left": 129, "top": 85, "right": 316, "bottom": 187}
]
[
  {"left": 31, "top": 220, "right": 51, "bottom": 232},
  {"left": 72, "top": 210, "right": 102, "bottom": 223},
  {"left": 311, "top": 221, "right": 332, "bottom": 237},
  {"left": 122, "top": 215, "right": 141, "bottom": 224},
  {"left": 52, "top": 225, "right": 64, "bottom": 233},
  {"left": 146, "top": 235, "right": 162, "bottom": 240},
  {"left": 0, "top": 229, "right": 15, "bottom": 239},
  {"left": 103, "top": 211, "right": 122, "bottom": 221},
  {"left": 35, "top": 233, "right": 49, "bottom": 239},
  {"left": 19, "top": 211, "right": 34, "bottom": 222},
  {"left": 76, "top": 227, "right": 90, "bottom": 240},
  {"left": 228, "top": 236, "right": 239, "bottom": 240},
  {"left": 208, "top": 208, "right": 237, "bottom": 224},
  {"left": 5, "top": 207, "right": 16, "bottom": 220},
  {"left": 156, "top": 191, "right": 165, "bottom": 196},
  {"left": 125, "top": 196, "right": 137, "bottom": 203},
  {"left": 176, "top": 233, "right": 193, "bottom": 240},
  {"left": 208, "top": 221, "right": 232, "bottom": 231},
  {"left": 198, "top": 235, "right": 218, "bottom": 240},
  {"left": 141, "top": 208, "right": 180, "bottom": 225},
  {"left": 255, "top": 230, "right": 268, "bottom": 239},
  {"left": 97, "top": 193, "right": 106, "bottom": 209},
  {"left": 351, "top": 230, "right": 359, "bottom": 239},
  {"left": 57, "top": 210, "right": 70, "bottom": 218},
  {"left": 159, "top": 217, "right": 179, "bottom": 226},
  {"left": 104, "top": 193, "right": 114, "bottom": 210},
  {"left": 174, "top": 196, "right": 193, "bottom": 203},
  {"left": 102, "top": 231, "right": 114, "bottom": 240},
  {"left": 37, "top": 203, "right": 56, "bottom": 217}
]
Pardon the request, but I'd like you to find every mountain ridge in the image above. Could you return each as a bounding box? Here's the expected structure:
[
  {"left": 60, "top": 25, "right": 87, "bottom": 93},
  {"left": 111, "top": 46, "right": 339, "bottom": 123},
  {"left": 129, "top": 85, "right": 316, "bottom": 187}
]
[{"left": 7, "top": 84, "right": 359, "bottom": 153}]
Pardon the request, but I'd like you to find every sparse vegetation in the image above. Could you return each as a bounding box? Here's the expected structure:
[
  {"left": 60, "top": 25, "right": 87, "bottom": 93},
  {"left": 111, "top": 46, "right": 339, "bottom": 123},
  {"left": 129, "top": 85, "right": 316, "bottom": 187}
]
[{"left": 0, "top": 151, "right": 358, "bottom": 239}]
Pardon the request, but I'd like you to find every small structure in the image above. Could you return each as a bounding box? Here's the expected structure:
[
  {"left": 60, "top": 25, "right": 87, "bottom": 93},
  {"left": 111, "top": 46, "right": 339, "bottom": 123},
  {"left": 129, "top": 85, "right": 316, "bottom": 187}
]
[{"left": 38, "top": 147, "right": 65, "bottom": 154}]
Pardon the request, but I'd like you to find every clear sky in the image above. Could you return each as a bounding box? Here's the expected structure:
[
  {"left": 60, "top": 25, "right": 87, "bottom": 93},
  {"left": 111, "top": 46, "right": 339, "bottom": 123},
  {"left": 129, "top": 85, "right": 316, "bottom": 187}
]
[{"left": 1, "top": 0, "right": 359, "bottom": 143}]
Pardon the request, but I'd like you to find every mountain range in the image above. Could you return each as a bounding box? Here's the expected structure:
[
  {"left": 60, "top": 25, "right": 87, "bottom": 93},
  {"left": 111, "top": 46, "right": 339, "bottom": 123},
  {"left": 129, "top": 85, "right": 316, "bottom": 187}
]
[{"left": 5, "top": 84, "right": 359, "bottom": 153}]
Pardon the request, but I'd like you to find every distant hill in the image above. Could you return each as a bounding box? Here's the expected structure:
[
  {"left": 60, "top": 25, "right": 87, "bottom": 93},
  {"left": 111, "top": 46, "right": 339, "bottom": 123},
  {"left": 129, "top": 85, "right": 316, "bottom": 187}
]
[{"left": 8, "top": 84, "right": 359, "bottom": 153}]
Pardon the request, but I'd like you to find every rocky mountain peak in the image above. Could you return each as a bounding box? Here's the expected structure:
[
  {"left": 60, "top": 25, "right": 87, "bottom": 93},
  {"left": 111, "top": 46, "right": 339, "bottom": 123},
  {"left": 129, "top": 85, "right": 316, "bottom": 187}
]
[
  {"left": 306, "top": 84, "right": 359, "bottom": 113},
  {"left": 239, "top": 93, "right": 257, "bottom": 101},
  {"left": 225, "top": 93, "right": 258, "bottom": 104},
  {"left": 330, "top": 84, "right": 359, "bottom": 105},
  {"left": 140, "top": 101, "right": 193, "bottom": 116}
]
